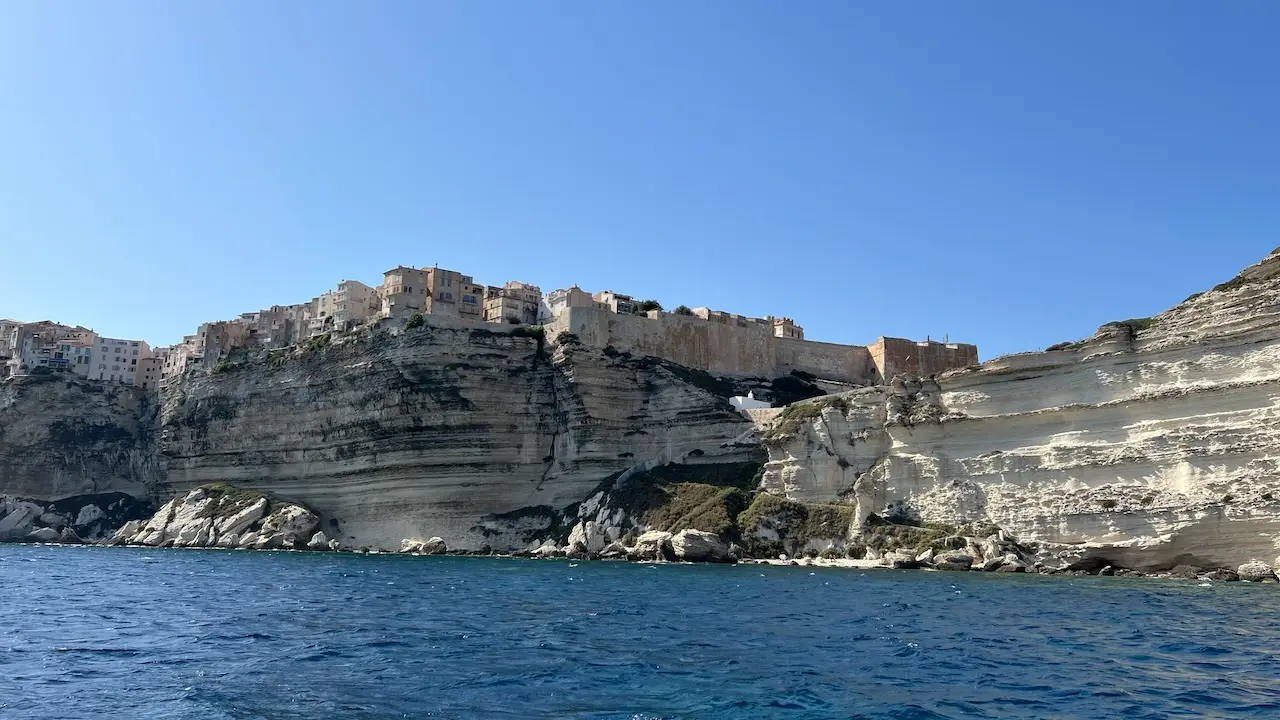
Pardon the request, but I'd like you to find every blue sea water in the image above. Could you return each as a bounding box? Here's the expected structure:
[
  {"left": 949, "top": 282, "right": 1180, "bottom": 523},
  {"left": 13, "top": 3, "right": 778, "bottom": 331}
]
[{"left": 1, "top": 546, "right": 1279, "bottom": 719}]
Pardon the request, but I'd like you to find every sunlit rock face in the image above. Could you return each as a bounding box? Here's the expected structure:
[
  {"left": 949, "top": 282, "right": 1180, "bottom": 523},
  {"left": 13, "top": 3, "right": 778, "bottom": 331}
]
[
  {"left": 159, "top": 326, "right": 756, "bottom": 551},
  {"left": 761, "top": 249, "right": 1280, "bottom": 571}
]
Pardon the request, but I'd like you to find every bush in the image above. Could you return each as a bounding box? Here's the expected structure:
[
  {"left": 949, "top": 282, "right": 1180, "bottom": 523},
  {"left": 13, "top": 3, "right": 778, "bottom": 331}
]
[
  {"left": 510, "top": 325, "right": 545, "bottom": 340},
  {"left": 212, "top": 359, "right": 232, "bottom": 374},
  {"left": 818, "top": 547, "right": 840, "bottom": 560},
  {"left": 674, "top": 305, "right": 694, "bottom": 316},
  {"left": 307, "top": 333, "right": 332, "bottom": 352},
  {"left": 767, "top": 395, "right": 850, "bottom": 438},
  {"left": 405, "top": 313, "right": 425, "bottom": 329},
  {"left": 737, "top": 493, "right": 856, "bottom": 556},
  {"left": 631, "top": 299, "right": 662, "bottom": 315},
  {"left": 1100, "top": 498, "right": 1117, "bottom": 510}
]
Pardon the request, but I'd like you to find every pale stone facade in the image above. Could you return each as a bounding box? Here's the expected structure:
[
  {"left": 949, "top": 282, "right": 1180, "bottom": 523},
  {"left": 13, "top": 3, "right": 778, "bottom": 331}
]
[
  {"left": 88, "top": 336, "right": 152, "bottom": 385},
  {"left": 593, "top": 290, "right": 634, "bottom": 315},
  {"left": 379, "top": 266, "right": 430, "bottom": 321},
  {"left": 544, "top": 286, "right": 595, "bottom": 323}
]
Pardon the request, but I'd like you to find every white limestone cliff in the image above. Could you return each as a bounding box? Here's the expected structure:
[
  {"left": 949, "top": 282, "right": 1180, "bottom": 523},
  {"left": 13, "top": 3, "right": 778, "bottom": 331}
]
[{"left": 759, "top": 248, "right": 1280, "bottom": 572}]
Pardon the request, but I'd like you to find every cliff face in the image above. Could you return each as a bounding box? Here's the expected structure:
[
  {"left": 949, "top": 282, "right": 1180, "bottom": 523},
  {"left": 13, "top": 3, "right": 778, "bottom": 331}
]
[
  {"left": 0, "top": 373, "right": 158, "bottom": 501},
  {"left": 159, "top": 326, "right": 756, "bottom": 551},
  {"left": 761, "top": 249, "right": 1280, "bottom": 571}
]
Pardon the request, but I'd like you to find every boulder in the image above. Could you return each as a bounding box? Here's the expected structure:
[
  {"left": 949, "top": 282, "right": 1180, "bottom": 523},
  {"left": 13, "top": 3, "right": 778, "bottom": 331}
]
[
  {"left": 421, "top": 537, "right": 447, "bottom": 555},
  {"left": 237, "top": 531, "right": 260, "bottom": 549},
  {"left": 566, "top": 541, "right": 589, "bottom": 560},
  {"left": 934, "top": 552, "right": 974, "bottom": 571},
  {"left": 567, "top": 521, "right": 608, "bottom": 554},
  {"left": 400, "top": 539, "right": 425, "bottom": 554},
  {"left": 38, "top": 512, "right": 69, "bottom": 530},
  {"left": 58, "top": 527, "right": 83, "bottom": 544},
  {"left": 1202, "top": 568, "right": 1239, "bottom": 582},
  {"left": 885, "top": 550, "right": 921, "bottom": 569},
  {"left": 216, "top": 533, "right": 241, "bottom": 548},
  {"left": 532, "top": 541, "right": 565, "bottom": 558},
  {"left": 632, "top": 531, "right": 674, "bottom": 561},
  {"left": 916, "top": 547, "right": 936, "bottom": 564},
  {"left": 670, "top": 529, "right": 731, "bottom": 563},
  {"left": 74, "top": 504, "right": 105, "bottom": 527},
  {"left": 1237, "top": 561, "right": 1277, "bottom": 582},
  {"left": 0, "top": 504, "right": 40, "bottom": 539},
  {"left": 982, "top": 555, "right": 1008, "bottom": 572},
  {"left": 174, "top": 518, "right": 215, "bottom": 548},
  {"left": 258, "top": 504, "right": 319, "bottom": 542},
  {"left": 110, "top": 519, "right": 143, "bottom": 545},
  {"left": 1169, "top": 564, "right": 1203, "bottom": 579},
  {"left": 215, "top": 497, "right": 268, "bottom": 538},
  {"left": 599, "top": 541, "right": 629, "bottom": 559},
  {"left": 327, "top": 539, "right": 341, "bottom": 551},
  {"left": 27, "top": 527, "right": 59, "bottom": 542},
  {"left": 307, "top": 531, "right": 331, "bottom": 551},
  {"left": 1098, "top": 565, "right": 1116, "bottom": 577}
]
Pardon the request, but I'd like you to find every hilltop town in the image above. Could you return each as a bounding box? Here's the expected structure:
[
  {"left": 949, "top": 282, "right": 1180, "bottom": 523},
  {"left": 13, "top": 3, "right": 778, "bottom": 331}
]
[{"left": 0, "top": 264, "right": 978, "bottom": 396}]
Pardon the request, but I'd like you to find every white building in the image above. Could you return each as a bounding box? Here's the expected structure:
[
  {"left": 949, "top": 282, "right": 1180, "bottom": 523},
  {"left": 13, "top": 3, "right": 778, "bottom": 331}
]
[
  {"left": 88, "top": 336, "right": 152, "bottom": 385},
  {"left": 730, "top": 391, "right": 771, "bottom": 414}
]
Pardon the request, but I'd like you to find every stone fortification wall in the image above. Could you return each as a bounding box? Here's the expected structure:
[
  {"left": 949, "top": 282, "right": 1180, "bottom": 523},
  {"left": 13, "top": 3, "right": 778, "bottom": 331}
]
[
  {"left": 869, "top": 337, "right": 979, "bottom": 382},
  {"left": 550, "top": 307, "right": 876, "bottom": 384}
]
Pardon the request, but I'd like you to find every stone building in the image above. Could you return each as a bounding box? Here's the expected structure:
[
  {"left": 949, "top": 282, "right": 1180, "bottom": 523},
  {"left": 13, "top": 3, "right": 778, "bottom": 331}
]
[
  {"left": 484, "top": 281, "right": 542, "bottom": 325},
  {"left": 379, "top": 266, "right": 430, "bottom": 321},
  {"left": 771, "top": 317, "right": 804, "bottom": 340},
  {"left": 593, "top": 290, "right": 635, "bottom": 315},
  {"left": 87, "top": 336, "right": 152, "bottom": 385},
  {"left": 543, "top": 286, "right": 595, "bottom": 323}
]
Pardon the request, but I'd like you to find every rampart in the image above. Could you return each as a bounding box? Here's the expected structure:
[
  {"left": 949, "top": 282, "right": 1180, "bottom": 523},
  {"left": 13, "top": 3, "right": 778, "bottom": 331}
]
[
  {"left": 549, "top": 307, "right": 879, "bottom": 383},
  {"left": 548, "top": 307, "right": 978, "bottom": 385}
]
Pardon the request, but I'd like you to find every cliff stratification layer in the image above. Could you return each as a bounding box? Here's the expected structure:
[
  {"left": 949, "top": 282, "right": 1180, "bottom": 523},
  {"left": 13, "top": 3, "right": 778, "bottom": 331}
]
[
  {"left": 159, "top": 326, "right": 757, "bottom": 550},
  {"left": 761, "top": 249, "right": 1280, "bottom": 571}
]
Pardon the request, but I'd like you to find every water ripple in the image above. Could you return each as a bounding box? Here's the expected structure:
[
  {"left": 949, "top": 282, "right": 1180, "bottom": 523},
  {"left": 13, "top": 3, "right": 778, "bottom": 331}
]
[{"left": 2, "top": 546, "right": 1280, "bottom": 718}]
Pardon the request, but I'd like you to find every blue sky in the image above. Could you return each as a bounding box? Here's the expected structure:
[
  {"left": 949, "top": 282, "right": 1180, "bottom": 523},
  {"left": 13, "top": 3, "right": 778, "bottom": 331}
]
[{"left": 2, "top": 2, "right": 1278, "bottom": 359}]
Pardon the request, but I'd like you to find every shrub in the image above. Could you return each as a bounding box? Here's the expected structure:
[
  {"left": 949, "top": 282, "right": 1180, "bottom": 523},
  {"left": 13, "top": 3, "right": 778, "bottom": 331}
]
[
  {"left": 405, "top": 313, "right": 425, "bottom": 329},
  {"left": 1100, "top": 498, "right": 1117, "bottom": 510},
  {"left": 737, "top": 493, "right": 856, "bottom": 556},
  {"left": 674, "top": 305, "right": 695, "bottom": 316},
  {"left": 510, "top": 326, "right": 545, "bottom": 340},
  {"left": 631, "top": 299, "right": 662, "bottom": 314},
  {"left": 212, "top": 359, "right": 232, "bottom": 374},
  {"left": 307, "top": 333, "right": 332, "bottom": 352},
  {"left": 818, "top": 547, "right": 840, "bottom": 560}
]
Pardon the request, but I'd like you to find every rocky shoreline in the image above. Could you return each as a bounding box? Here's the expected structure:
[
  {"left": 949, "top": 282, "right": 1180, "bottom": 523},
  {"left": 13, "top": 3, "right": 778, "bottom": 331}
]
[{"left": 7, "top": 485, "right": 1276, "bottom": 586}]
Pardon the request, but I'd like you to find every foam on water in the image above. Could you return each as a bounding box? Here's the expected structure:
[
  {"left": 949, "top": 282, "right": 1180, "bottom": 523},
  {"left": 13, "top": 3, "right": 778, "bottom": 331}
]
[{"left": 2, "top": 545, "right": 1279, "bottom": 719}]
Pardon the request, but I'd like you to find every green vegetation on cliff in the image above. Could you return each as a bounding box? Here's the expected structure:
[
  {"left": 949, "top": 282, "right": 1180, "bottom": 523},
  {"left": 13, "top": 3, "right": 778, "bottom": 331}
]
[{"left": 736, "top": 493, "right": 856, "bottom": 556}]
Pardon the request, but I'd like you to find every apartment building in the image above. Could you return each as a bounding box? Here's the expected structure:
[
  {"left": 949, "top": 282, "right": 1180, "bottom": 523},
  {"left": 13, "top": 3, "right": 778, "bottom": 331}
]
[
  {"left": 484, "top": 281, "right": 542, "bottom": 325},
  {"left": 87, "top": 336, "right": 152, "bottom": 385},
  {"left": 160, "top": 337, "right": 199, "bottom": 389},
  {"left": 379, "top": 266, "right": 429, "bottom": 321},
  {"left": 4, "top": 322, "right": 98, "bottom": 377},
  {"left": 424, "top": 267, "right": 483, "bottom": 319},
  {"left": 136, "top": 356, "right": 163, "bottom": 391},
  {"left": 332, "top": 280, "right": 379, "bottom": 330},
  {"left": 542, "top": 286, "right": 595, "bottom": 323},
  {"left": 593, "top": 290, "right": 635, "bottom": 315}
]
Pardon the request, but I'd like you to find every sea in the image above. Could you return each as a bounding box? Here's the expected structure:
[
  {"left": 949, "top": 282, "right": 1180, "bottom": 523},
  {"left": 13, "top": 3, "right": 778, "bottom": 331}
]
[{"left": 1, "top": 545, "right": 1278, "bottom": 719}]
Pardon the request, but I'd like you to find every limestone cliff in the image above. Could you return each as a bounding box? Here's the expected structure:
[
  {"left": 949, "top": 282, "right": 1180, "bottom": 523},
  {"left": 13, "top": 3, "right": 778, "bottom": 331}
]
[
  {"left": 159, "top": 325, "right": 758, "bottom": 551},
  {"left": 0, "top": 373, "right": 159, "bottom": 500},
  {"left": 760, "top": 248, "right": 1280, "bottom": 571}
]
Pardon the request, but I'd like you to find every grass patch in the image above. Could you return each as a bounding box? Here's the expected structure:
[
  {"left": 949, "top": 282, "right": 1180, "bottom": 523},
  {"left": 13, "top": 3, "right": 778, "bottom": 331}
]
[
  {"left": 767, "top": 395, "right": 850, "bottom": 438},
  {"left": 192, "top": 483, "right": 270, "bottom": 520},
  {"left": 736, "top": 493, "right": 856, "bottom": 556},
  {"left": 306, "top": 333, "right": 332, "bottom": 352}
]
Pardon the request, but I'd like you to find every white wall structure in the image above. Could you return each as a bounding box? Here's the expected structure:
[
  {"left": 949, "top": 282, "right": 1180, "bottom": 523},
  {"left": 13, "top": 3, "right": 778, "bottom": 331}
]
[{"left": 730, "top": 391, "right": 772, "bottom": 414}]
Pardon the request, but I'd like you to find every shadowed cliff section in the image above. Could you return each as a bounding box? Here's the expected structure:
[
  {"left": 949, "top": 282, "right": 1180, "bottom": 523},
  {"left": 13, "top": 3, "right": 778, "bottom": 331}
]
[
  {"left": 159, "top": 324, "right": 757, "bottom": 550},
  {"left": 0, "top": 373, "right": 159, "bottom": 501}
]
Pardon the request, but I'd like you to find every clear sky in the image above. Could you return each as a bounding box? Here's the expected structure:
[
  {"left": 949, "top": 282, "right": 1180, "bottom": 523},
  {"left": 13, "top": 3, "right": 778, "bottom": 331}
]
[{"left": 2, "top": 2, "right": 1278, "bottom": 359}]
